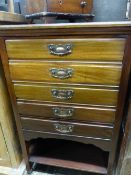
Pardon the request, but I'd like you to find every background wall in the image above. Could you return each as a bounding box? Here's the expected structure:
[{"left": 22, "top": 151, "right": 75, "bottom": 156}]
[{"left": 92, "top": 0, "right": 128, "bottom": 21}]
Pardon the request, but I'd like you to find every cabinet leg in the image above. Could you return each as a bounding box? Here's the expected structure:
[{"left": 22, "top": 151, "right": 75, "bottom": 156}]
[{"left": 27, "top": 162, "right": 37, "bottom": 174}]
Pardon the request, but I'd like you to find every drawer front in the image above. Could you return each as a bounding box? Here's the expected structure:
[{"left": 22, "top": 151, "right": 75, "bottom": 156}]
[
  {"left": 21, "top": 117, "right": 113, "bottom": 140},
  {"left": 6, "top": 38, "right": 125, "bottom": 61},
  {"left": 10, "top": 61, "right": 122, "bottom": 86},
  {"left": 14, "top": 83, "right": 118, "bottom": 106},
  {"left": 18, "top": 101, "right": 116, "bottom": 123},
  {"left": 47, "top": 0, "right": 93, "bottom": 14}
]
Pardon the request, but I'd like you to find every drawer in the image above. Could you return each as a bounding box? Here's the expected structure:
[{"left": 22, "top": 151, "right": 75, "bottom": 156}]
[
  {"left": 6, "top": 38, "right": 125, "bottom": 61},
  {"left": 18, "top": 101, "right": 116, "bottom": 123},
  {"left": 18, "top": 100, "right": 116, "bottom": 123},
  {"left": 47, "top": 0, "right": 93, "bottom": 14},
  {"left": 10, "top": 61, "right": 122, "bottom": 86},
  {"left": 21, "top": 117, "right": 113, "bottom": 140},
  {"left": 14, "top": 83, "right": 118, "bottom": 106}
]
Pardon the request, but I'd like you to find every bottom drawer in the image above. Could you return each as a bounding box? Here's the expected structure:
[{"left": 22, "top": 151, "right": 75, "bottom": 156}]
[{"left": 21, "top": 117, "right": 113, "bottom": 140}]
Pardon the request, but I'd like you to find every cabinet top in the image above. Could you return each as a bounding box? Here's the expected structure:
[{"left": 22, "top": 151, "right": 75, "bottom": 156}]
[{"left": 0, "top": 21, "right": 131, "bottom": 37}]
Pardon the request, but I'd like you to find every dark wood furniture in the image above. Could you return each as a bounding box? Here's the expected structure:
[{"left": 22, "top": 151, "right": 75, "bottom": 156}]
[
  {"left": 116, "top": 89, "right": 131, "bottom": 174},
  {"left": 24, "top": 0, "right": 94, "bottom": 23},
  {"left": 0, "top": 21, "right": 131, "bottom": 175},
  {"left": 20, "top": 0, "right": 93, "bottom": 15},
  {"left": 47, "top": 0, "right": 93, "bottom": 14}
]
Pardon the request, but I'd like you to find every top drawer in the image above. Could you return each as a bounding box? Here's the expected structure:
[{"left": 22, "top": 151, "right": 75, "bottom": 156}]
[{"left": 6, "top": 38, "right": 125, "bottom": 61}]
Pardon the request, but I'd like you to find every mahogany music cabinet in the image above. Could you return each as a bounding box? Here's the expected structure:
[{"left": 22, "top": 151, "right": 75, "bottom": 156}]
[{"left": 0, "top": 3, "right": 131, "bottom": 175}]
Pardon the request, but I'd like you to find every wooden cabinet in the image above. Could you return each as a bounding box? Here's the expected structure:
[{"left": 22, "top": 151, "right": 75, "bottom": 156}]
[{"left": 0, "top": 21, "right": 131, "bottom": 175}]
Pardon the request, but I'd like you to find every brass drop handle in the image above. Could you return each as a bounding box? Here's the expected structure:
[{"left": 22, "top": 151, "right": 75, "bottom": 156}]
[
  {"left": 48, "top": 44, "right": 73, "bottom": 56},
  {"left": 53, "top": 107, "right": 74, "bottom": 118},
  {"left": 51, "top": 89, "right": 74, "bottom": 100},
  {"left": 54, "top": 123, "right": 74, "bottom": 133},
  {"left": 80, "top": 1, "right": 87, "bottom": 8},
  {"left": 50, "top": 68, "right": 73, "bottom": 79}
]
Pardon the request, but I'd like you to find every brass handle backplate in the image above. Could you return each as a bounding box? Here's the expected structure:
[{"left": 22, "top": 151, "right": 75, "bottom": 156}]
[
  {"left": 50, "top": 68, "right": 73, "bottom": 79},
  {"left": 53, "top": 107, "right": 74, "bottom": 118},
  {"left": 54, "top": 123, "right": 74, "bottom": 133},
  {"left": 48, "top": 44, "right": 73, "bottom": 56},
  {"left": 51, "top": 89, "right": 74, "bottom": 100}
]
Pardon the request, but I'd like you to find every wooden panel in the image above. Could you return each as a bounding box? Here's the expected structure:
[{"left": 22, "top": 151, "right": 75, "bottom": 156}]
[
  {"left": 8, "top": 0, "right": 15, "bottom": 13},
  {"left": 0, "top": 123, "right": 11, "bottom": 167},
  {"left": 6, "top": 38, "right": 125, "bottom": 61},
  {"left": 14, "top": 83, "right": 118, "bottom": 106},
  {"left": 9, "top": 61, "right": 122, "bottom": 86},
  {"left": 21, "top": 117, "right": 113, "bottom": 139},
  {"left": 17, "top": 101, "right": 116, "bottom": 123},
  {"left": 47, "top": 0, "right": 93, "bottom": 14},
  {"left": 0, "top": 60, "right": 21, "bottom": 168},
  {"left": 0, "top": 23, "right": 131, "bottom": 38},
  {"left": 23, "top": 0, "right": 47, "bottom": 14},
  {"left": 30, "top": 156, "right": 107, "bottom": 174},
  {"left": 0, "top": 11, "right": 26, "bottom": 23},
  {"left": 107, "top": 36, "right": 131, "bottom": 175},
  {"left": 23, "top": 130, "right": 111, "bottom": 151},
  {"left": 0, "top": 37, "right": 30, "bottom": 170}
]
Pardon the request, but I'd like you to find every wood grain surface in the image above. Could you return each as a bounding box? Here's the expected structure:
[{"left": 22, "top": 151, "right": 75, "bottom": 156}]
[
  {"left": 0, "top": 22, "right": 131, "bottom": 37},
  {"left": 17, "top": 100, "right": 116, "bottom": 123},
  {"left": 9, "top": 61, "right": 122, "bottom": 86},
  {"left": 13, "top": 83, "right": 118, "bottom": 106},
  {"left": 0, "top": 124, "right": 11, "bottom": 167},
  {"left": 47, "top": 0, "right": 93, "bottom": 14},
  {"left": 0, "top": 60, "right": 21, "bottom": 168},
  {"left": 6, "top": 38, "right": 125, "bottom": 60},
  {"left": 23, "top": 129, "right": 111, "bottom": 152},
  {"left": 0, "top": 11, "right": 26, "bottom": 23},
  {"left": 21, "top": 117, "right": 113, "bottom": 140}
]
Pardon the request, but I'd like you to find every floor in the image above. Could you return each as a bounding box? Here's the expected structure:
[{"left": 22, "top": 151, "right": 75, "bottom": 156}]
[{"left": 31, "top": 172, "right": 49, "bottom": 175}]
